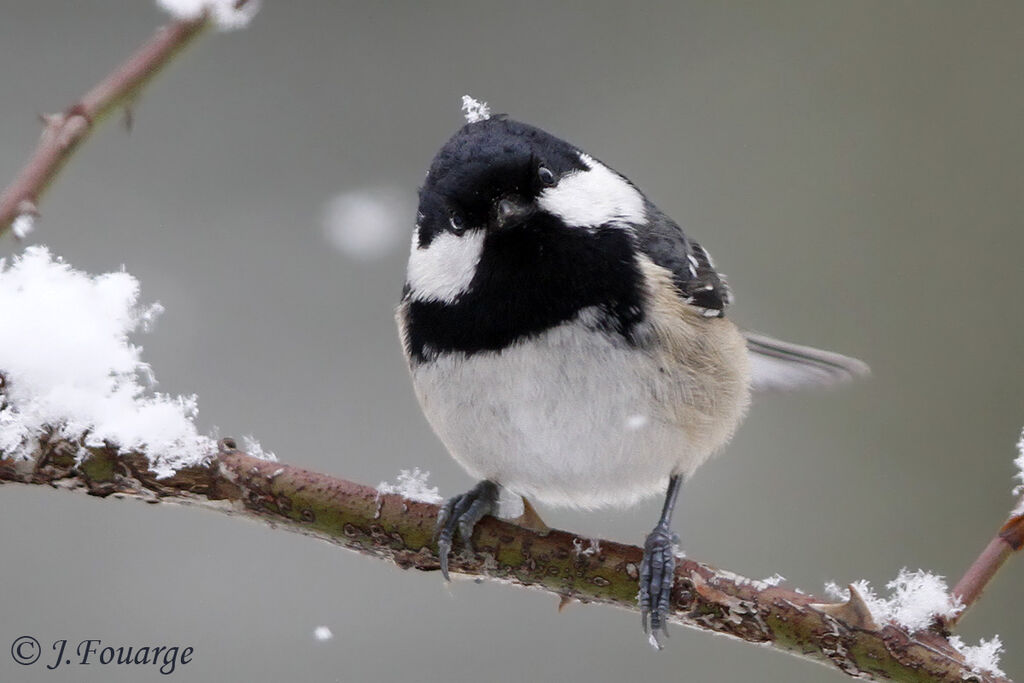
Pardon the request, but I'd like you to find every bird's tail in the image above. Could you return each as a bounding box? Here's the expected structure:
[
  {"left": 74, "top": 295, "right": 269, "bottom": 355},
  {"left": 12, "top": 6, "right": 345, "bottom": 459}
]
[{"left": 744, "top": 331, "right": 870, "bottom": 393}]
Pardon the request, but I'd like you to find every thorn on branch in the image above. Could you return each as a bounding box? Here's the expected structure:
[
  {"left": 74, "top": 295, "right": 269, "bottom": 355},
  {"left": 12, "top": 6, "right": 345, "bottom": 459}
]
[
  {"left": 64, "top": 103, "right": 94, "bottom": 128},
  {"left": 812, "top": 583, "right": 879, "bottom": 630},
  {"left": 998, "top": 514, "right": 1024, "bottom": 550}
]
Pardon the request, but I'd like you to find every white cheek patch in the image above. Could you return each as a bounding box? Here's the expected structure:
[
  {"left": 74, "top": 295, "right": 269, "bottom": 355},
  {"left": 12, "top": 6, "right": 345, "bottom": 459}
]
[
  {"left": 405, "top": 228, "right": 485, "bottom": 304},
  {"left": 538, "top": 153, "right": 646, "bottom": 228}
]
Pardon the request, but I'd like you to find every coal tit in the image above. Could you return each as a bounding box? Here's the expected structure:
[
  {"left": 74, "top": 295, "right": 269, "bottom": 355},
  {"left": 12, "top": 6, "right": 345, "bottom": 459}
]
[{"left": 396, "top": 101, "right": 868, "bottom": 647}]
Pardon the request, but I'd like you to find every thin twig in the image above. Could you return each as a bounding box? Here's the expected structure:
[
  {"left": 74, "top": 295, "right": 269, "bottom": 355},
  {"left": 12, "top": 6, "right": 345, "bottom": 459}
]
[
  {"left": 948, "top": 497, "right": 1024, "bottom": 628},
  {"left": 0, "top": 437, "right": 1008, "bottom": 683},
  {"left": 0, "top": 16, "right": 210, "bottom": 237}
]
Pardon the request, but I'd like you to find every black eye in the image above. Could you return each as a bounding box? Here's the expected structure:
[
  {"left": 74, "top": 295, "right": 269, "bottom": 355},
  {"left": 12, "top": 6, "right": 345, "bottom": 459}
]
[
  {"left": 448, "top": 211, "right": 465, "bottom": 234},
  {"left": 538, "top": 165, "right": 556, "bottom": 186}
]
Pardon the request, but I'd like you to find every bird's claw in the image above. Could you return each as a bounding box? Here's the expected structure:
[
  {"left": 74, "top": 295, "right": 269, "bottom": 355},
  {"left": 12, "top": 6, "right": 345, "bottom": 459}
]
[
  {"left": 435, "top": 480, "right": 498, "bottom": 581},
  {"left": 639, "top": 523, "right": 678, "bottom": 649}
]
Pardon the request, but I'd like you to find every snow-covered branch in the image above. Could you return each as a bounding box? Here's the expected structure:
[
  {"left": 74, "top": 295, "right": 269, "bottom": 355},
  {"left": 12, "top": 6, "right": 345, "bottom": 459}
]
[
  {"left": 0, "top": 248, "right": 1014, "bottom": 680},
  {"left": 0, "top": 432, "right": 1010, "bottom": 683},
  {"left": 0, "top": 225, "right": 1015, "bottom": 683}
]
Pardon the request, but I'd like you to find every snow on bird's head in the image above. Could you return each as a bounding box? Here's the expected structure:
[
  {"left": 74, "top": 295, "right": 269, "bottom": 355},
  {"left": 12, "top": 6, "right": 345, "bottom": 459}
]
[{"left": 461, "top": 95, "right": 491, "bottom": 124}]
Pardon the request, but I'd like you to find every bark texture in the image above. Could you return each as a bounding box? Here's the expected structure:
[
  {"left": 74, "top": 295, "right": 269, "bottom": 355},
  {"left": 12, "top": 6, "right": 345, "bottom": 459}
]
[{"left": 0, "top": 435, "right": 1010, "bottom": 683}]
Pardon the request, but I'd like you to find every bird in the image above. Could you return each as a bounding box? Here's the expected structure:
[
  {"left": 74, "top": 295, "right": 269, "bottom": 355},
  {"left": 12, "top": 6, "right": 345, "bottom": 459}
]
[{"left": 396, "top": 98, "right": 868, "bottom": 648}]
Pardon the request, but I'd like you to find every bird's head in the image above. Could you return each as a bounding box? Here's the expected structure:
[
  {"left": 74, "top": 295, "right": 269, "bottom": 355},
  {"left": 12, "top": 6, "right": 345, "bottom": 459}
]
[{"left": 406, "top": 115, "right": 646, "bottom": 305}]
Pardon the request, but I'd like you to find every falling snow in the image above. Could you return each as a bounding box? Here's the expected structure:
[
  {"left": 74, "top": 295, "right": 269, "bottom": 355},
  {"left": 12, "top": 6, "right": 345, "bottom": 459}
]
[
  {"left": 313, "top": 626, "right": 334, "bottom": 642},
  {"left": 321, "top": 187, "right": 410, "bottom": 261}
]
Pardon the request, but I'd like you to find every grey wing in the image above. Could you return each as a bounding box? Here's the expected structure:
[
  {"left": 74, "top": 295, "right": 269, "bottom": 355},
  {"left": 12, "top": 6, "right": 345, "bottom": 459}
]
[
  {"left": 635, "top": 201, "right": 731, "bottom": 317},
  {"left": 745, "top": 331, "right": 870, "bottom": 392},
  {"left": 634, "top": 202, "right": 869, "bottom": 392}
]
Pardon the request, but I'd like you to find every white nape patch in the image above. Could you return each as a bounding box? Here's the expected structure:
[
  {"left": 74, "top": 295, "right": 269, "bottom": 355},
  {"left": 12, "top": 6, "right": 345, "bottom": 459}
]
[
  {"left": 406, "top": 228, "right": 485, "bottom": 304},
  {"left": 461, "top": 95, "right": 491, "bottom": 123},
  {"left": 538, "top": 153, "right": 646, "bottom": 228}
]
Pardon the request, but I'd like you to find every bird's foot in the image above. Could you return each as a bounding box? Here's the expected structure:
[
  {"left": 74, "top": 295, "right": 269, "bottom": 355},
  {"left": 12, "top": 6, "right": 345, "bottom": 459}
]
[
  {"left": 639, "top": 522, "right": 678, "bottom": 649},
  {"left": 435, "top": 480, "right": 499, "bottom": 580}
]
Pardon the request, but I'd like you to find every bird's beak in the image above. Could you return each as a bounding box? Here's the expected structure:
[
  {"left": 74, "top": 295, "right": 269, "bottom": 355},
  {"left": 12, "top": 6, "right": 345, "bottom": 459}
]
[{"left": 493, "top": 196, "right": 532, "bottom": 230}]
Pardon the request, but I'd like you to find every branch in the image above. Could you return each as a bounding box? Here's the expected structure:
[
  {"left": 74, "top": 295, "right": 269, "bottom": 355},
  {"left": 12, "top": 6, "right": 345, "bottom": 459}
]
[
  {"left": 0, "top": 435, "right": 1009, "bottom": 683},
  {"left": 948, "top": 495, "right": 1024, "bottom": 628},
  {"left": 0, "top": 15, "right": 211, "bottom": 237}
]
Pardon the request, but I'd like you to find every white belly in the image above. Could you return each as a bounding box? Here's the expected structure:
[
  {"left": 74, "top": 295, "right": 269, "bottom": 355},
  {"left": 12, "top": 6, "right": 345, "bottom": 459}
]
[{"left": 410, "top": 317, "right": 749, "bottom": 509}]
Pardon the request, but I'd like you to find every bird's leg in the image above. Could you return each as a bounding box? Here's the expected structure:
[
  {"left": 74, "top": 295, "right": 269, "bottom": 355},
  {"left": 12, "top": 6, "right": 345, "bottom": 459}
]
[
  {"left": 434, "top": 480, "right": 499, "bottom": 581},
  {"left": 639, "top": 474, "right": 683, "bottom": 649}
]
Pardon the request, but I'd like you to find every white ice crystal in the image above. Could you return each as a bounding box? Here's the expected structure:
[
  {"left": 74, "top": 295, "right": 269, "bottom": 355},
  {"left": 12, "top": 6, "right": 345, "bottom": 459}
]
[
  {"left": 824, "top": 568, "right": 963, "bottom": 633},
  {"left": 321, "top": 187, "right": 410, "bottom": 261},
  {"left": 377, "top": 468, "right": 443, "bottom": 504},
  {"left": 572, "top": 537, "right": 601, "bottom": 556},
  {"left": 1012, "top": 427, "right": 1024, "bottom": 514},
  {"left": 949, "top": 634, "right": 1005, "bottom": 678},
  {"left": 156, "top": 0, "right": 260, "bottom": 31},
  {"left": 240, "top": 434, "right": 276, "bottom": 462},
  {"left": 461, "top": 95, "right": 491, "bottom": 124},
  {"left": 313, "top": 626, "right": 334, "bottom": 642},
  {"left": 0, "top": 247, "right": 236, "bottom": 478},
  {"left": 11, "top": 214, "right": 35, "bottom": 240}
]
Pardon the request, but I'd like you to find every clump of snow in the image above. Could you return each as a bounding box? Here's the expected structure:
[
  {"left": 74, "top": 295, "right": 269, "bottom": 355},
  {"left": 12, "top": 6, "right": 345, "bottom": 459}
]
[
  {"left": 1012, "top": 427, "right": 1024, "bottom": 514},
  {"left": 11, "top": 214, "right": 35, "bottom": 240},
  {"left": 240, "top": 434, "right": 276, "bottom": 462},
  {"left": 949, "top": 634, "right": 1005, "bottom": 678},
  {"left": 312, "top": 626, "right": 333, "bottom": 642},
  {"left": 0, "top": 247, "right": 227, "bottom": 478},
  {"left": 760, "top": 573, "right": 786, "bottom": 587},
  {"left": 824, "top": 568, "right": 963, "bottom": 632},
  {"left": 156, "top": 0, "right": 260, "bottom": 31},
  {"left": 377, "top": 468, "right": 443, "bottom": 504},
  {"left": 572, "top": 537, "right": 601, "bottom": 556},
  {"left": 461, "top": 95, "right": 491, "bottom": 124},
  {"left": 321, "top": 187, "right": 411, "bottom": 261}
]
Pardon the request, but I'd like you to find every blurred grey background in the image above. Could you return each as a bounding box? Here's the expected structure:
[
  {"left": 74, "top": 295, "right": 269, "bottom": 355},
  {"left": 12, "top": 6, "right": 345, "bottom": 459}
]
[{"left": 2, "top": 1, "right": 1022, "bottom": 681}]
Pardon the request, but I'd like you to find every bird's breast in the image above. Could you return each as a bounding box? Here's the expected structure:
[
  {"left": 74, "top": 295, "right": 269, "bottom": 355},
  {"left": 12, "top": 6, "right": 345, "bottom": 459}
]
[{"left": 404, "top": 307, "right": 750, "bottom": 509}]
